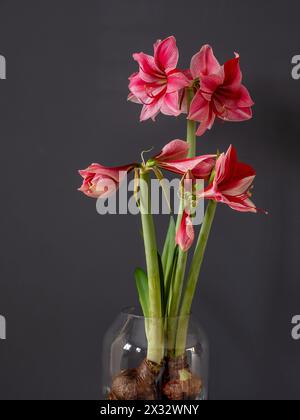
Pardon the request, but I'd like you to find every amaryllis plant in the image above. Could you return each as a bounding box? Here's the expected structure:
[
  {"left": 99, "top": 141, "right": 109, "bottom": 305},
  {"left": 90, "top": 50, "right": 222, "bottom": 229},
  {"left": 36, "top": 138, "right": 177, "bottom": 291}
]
[{"left": 78, "top": 36, "right": 264, "bottom": 400}]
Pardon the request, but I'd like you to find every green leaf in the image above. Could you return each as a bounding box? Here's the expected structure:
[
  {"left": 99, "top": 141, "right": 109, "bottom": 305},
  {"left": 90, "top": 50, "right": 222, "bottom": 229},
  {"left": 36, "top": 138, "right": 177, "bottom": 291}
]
[
  {"left": 162, "top": 217, "right": 176, "bottom": 288},
  {"left": 134, "top": 268, "right": 149, "bottom": 318},
  {"left": 157, "top": 252, "right": 165, "bottom": 316}
]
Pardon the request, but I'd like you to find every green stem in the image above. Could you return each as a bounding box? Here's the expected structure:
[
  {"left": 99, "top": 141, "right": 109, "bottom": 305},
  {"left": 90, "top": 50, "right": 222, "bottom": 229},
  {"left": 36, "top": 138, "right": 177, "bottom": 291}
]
[
  {"left": 167, "top": 250, "right": 187, "bottom": 355},
  {"left": 174, "top": 87, "right": 197, "bottom": 234},
  {"left": 175, "top": 200, "right": 217, "bottom": 357},
  {"left": 175, "top": 197, "right": 185, "bottom": 232},
  {"left": 165, "top": 87, "right": 197, "bottom": 356},
  {"left": 139, "top": 169, "right": 164, "bottom": 364},
  {"left": 186, "top": 88, "right": 197, "bottom": 158}
]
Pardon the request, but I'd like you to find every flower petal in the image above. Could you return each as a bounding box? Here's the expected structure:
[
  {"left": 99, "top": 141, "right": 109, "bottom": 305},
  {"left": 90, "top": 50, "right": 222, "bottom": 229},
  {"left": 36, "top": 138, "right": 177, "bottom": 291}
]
[
  {"left": 133, "top": 52, "right": 163, "bottom": 83},
  {"left": 223, "top": 195, "right": 258, "bottom": 213},
  {"left": 190, "top": 96, "right": 216, "bottom": 137},
  {"left": 176, "top": 211, "right": 195, "bottom": 252},
  {"left": 190, "top": 157, "right": 216, "bottom": 178},
  {"left": 221, "top": 175, "right": 256, "bottom": 196},
  {"left": 154, "top": 139, "right": 189, "bottom": 162},
  {"left": 195, "top": 112, "right": 216, "bottom": 136},
  {"left": 78, "top": 163, "right": 136, "bottom": 199},
  {"left": 160, "top": 92, "right": 181, "bottom": 117},
  {"left": 200, "top": 69, "right": 225, "bottom": 95},
  {"left": 167, "top": 71, "right": 189, "bottom": 93},
  {"left": 214, "top": 145, "right": 237, "bottom": 185},
  {"left": 140, "top": 98, "right": 163, "bottom": 121},
  {"left": 128, "top": 92, "right": 142, "bottom": 104},
  {"left": 190, "top": 45, "right": 221, "bottom": 79},
  {"left": 215, "top": 85, "right": 254, "bottom": 109},
  {"left": 221, "top": 106, "right": 253, "bottom": 122},
  {"left": 188, "top": 90, "right": 211, "bottom": 122},
  {"left": 158, "top": 155, "right": 216, "bottom": 179},
  {"left": 128, "top": 73, "right": 149, "bottom": 103},
  {"left": 234, "top": 161, "right": 256, "bottom": 179},
  {"left": 93, "top": 177, "right": 119, "bottom": 199},
  {"left": 154, "top": 36, "right": 179, "bottom": 72},
  {"left": 223, "top": 53, "right": 242, "bottom": 88}
]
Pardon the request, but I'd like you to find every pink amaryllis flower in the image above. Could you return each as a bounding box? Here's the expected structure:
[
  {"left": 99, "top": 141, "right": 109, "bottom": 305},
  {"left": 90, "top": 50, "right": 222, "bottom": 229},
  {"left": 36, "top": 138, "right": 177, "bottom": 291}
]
[
  {"left": 128, "top": 36, "right": 189, "bottom": 121},
  {"left": 152, "top": 139, "right": 216, "bottom": 180},
  {"left": 188, "top": 45, "right": 254, "bottom": 136},
  {"left": 176, "top": 210, "right": 195, "bottom": 252},
  {"left": 199, "top": 145, "right": 260, "bottom": 213},
  {"left": 78, "top": 164, "right": 136, "bottom": 199},
  {"left": 78, "top": 140, "right": 216, "bottom": 200}
]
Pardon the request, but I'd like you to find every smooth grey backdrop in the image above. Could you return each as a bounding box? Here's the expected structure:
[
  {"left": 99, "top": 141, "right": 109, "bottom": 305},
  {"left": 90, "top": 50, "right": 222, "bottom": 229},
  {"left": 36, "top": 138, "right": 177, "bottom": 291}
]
[{"left": 0, "top": 0, "right": 299, "bottom": 400}]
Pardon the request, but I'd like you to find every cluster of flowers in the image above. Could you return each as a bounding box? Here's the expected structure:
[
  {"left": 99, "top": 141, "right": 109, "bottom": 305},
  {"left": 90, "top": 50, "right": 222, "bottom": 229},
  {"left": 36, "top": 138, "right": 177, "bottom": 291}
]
[
  {"left": 128, "top": 36, "right": 254, "bottom": 135},
  {"left": 79, "top": 140, "right": 258, "bottom": 252},
  {"left": 79, "top": 36, "right": 259, "bottom": 252}
]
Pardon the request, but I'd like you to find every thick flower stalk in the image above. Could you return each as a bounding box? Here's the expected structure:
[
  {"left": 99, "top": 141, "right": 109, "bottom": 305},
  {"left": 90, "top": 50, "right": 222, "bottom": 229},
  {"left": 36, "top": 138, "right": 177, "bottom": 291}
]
[
  {"left": 139, "top": 169, "right": 164, "bottom": 364},
  {"left": 164, "top": 89, "right": 199, "bottom": 357}
]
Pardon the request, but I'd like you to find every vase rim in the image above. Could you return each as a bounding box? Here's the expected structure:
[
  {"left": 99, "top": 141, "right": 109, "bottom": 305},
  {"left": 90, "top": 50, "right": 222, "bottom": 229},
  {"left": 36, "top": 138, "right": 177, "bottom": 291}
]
[{"left": 121, "top": 306, "right": 192, "bottom": 321}]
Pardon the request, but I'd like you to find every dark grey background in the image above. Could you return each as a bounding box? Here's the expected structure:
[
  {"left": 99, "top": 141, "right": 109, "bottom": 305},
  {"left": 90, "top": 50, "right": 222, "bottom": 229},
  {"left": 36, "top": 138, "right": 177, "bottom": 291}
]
[{"left": 0, "top": 0, "right": 299, "bottom": 400}]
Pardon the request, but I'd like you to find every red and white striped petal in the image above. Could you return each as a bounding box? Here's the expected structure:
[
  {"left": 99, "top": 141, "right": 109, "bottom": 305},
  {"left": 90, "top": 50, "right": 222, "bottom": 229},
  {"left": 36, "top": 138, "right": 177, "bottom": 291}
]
[
  {"left": 176, "top": 211, "right": 195, "bottom": 252},
  {"left": 154, "top": 36, "right": 179, "bottom": 73},
  {"left": 154, "top": 139, "right": 189, "bottom": 162},
  {"left": 190, "top": 45, "right": 221, "bottom": 79}
]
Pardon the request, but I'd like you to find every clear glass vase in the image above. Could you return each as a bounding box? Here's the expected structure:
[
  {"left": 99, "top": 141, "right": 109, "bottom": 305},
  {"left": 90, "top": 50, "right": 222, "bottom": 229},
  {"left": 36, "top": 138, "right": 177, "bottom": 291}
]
[{"left": 102, "top": 307, "right": 209, "bottom": 400}]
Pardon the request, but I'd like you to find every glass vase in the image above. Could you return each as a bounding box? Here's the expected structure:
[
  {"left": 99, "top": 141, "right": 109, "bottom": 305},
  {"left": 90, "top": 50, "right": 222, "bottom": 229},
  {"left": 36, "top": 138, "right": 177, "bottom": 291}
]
[{"left": 102, "top": 307, "right": 209, "bottom": 400}]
